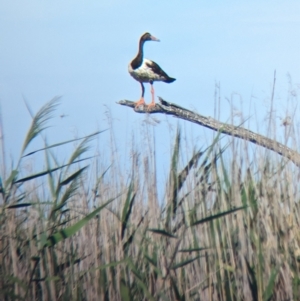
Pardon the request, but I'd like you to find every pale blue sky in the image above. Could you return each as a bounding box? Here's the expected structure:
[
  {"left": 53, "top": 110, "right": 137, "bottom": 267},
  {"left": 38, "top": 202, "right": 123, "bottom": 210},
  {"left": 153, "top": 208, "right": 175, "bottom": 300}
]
[{"left": 0, "top": 1, "right": 300, "bottom": 180}]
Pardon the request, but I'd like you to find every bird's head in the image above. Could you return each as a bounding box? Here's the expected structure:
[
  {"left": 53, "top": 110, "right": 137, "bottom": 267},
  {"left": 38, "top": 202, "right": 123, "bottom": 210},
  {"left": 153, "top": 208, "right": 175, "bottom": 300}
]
[{"left": 141, "top": 32, "right": 160, "bottom": 42}]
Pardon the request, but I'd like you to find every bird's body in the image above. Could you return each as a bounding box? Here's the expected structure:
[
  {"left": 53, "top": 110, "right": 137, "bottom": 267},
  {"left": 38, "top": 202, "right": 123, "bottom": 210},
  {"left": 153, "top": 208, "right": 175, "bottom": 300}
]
[
  {"left": 129, "top": 58, "right": 175, "bottom": 83},
  {"left": 128, "top": 32, "right": 176, "bottom": 108}
]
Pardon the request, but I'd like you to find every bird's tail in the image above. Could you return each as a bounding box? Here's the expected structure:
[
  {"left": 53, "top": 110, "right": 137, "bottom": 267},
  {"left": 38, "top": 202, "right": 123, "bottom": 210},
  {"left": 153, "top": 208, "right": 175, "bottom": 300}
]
[{"left": 164, "top": 76, "right": 176, "bottom": 83}]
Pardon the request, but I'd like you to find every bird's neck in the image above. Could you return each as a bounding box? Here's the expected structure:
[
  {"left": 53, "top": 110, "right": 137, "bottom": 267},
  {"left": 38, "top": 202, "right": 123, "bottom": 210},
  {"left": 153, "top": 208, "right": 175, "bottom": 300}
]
[
  {"left": 131, "top": 39, "right": 145, "bottom": 70},
  {"left": 138, "top": 38, "right": 145, "bottom": 59}
]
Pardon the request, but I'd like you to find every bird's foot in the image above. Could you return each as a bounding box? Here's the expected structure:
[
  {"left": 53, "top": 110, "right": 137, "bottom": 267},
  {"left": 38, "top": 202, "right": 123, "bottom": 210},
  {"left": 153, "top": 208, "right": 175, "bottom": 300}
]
[
  {"left": 147, "top": 101, "right": 156, "bottom": 111},
  {"left": 134, "top": 97, "right": 146, "bottom": 109}
]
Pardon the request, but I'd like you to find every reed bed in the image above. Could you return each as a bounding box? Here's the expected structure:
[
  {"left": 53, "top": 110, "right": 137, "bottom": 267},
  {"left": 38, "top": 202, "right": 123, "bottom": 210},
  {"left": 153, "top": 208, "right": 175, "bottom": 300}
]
[{"left": 0, "top": 96, "right": 299, "bottom": 301}]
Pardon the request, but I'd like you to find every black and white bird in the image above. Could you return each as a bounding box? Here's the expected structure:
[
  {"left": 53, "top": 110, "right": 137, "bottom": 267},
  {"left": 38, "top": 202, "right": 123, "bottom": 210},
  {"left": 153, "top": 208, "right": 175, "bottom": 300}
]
[{"left": 128, "top": 32, "right": 176, "bottom": 109}]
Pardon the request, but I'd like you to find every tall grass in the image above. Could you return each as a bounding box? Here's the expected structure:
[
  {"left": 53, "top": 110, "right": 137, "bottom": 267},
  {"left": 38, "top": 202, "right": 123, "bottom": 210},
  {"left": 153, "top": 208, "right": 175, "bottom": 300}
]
[{"left": 0, "top": 95, "right": 300, "bottom": 301}]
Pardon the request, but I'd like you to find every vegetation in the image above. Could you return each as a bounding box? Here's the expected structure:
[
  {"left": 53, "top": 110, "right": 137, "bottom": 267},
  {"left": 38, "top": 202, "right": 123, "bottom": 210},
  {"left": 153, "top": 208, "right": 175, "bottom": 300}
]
[{"left": 0, "top": 96, "right": 299, "bottom": 301}]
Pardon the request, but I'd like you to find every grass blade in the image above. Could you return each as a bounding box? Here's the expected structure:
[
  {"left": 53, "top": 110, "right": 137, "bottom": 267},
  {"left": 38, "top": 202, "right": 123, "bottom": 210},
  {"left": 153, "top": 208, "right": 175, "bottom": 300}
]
[
  {"left": 121, "top": 181, "right": 135, "bottom": 240},
  {"left": 45, "top": 196, "right": 117, "bottom": 248},
  {"left": 22, "top": 97, "right": 60, "bottom": 154},
  {"left": 6, "top": 203, "right": 32, "bottom": 209},
  {"left": 170, "top": 275, "right": 185, "bottom": 301},
  {"left": 263, "top": 267, "right": 279, "bottom": 301},
  {"left": 120, "top": 277, "right": 131, "bottom": 301},
  {"left": 66, "top": 134, "right": 97, "bottom": 168},
  {"left": 22, "top": 130, "right": 106, "bottom": 157},
  {"left": 171, "top": 255, "right": 201, "bottom": 270},
  {"left": 178, "top": 247, "right": 209, "bottom": 253},
  {"left": 14, "top": 158, "right": 91, "bottom": 183},
  {"left": 191, "top": 206, "right": 246, "bottom": 226},
  {"left": 245, "top": 257, "right": 258, "bottom": 301},
  {"left": 60, "top": 166, "right": 88, "bottom": 186},
  {"left": 170, "top": 127, "right": 181, "bottom": 216},
  {"left": 4, "top": 169, "right": 18, "bottom": 189},
  {"left": 147, "top": 228, "right": 177, "bottom": 238},
  {"left": 123, "top": 212, "right": 146, "bottom": 252}
]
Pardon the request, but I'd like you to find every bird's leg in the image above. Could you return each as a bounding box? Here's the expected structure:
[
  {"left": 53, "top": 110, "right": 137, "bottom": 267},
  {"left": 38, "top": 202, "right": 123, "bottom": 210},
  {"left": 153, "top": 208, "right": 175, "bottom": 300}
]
[
  {"left": 135, "top": 82, "right": 146, "bottom": 108},
  {"left": 135, "top": 97, "right": 145, "bottom": 107},
  {"left": 147, "top": 83, "right": 156, "bottom": 110}
]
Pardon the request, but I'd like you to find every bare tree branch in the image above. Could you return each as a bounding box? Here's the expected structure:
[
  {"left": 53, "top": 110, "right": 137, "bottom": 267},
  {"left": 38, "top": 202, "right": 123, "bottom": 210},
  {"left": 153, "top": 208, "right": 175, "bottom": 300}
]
[{"left": 117, "top": 97, "right": 300, "bottom": 167}]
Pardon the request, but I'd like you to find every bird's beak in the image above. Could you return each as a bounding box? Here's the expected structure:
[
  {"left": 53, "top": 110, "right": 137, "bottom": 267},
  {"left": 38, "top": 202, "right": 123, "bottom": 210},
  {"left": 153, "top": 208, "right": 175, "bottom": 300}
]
[{"left": 150, "top": 35, "right": 160, "bottom": 42}]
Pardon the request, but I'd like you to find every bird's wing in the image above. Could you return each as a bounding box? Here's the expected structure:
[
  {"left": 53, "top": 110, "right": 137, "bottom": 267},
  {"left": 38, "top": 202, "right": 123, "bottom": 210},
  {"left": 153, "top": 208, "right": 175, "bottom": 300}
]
[{"left": 145, "top": 59, "right": 169, "bottom": 79}]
